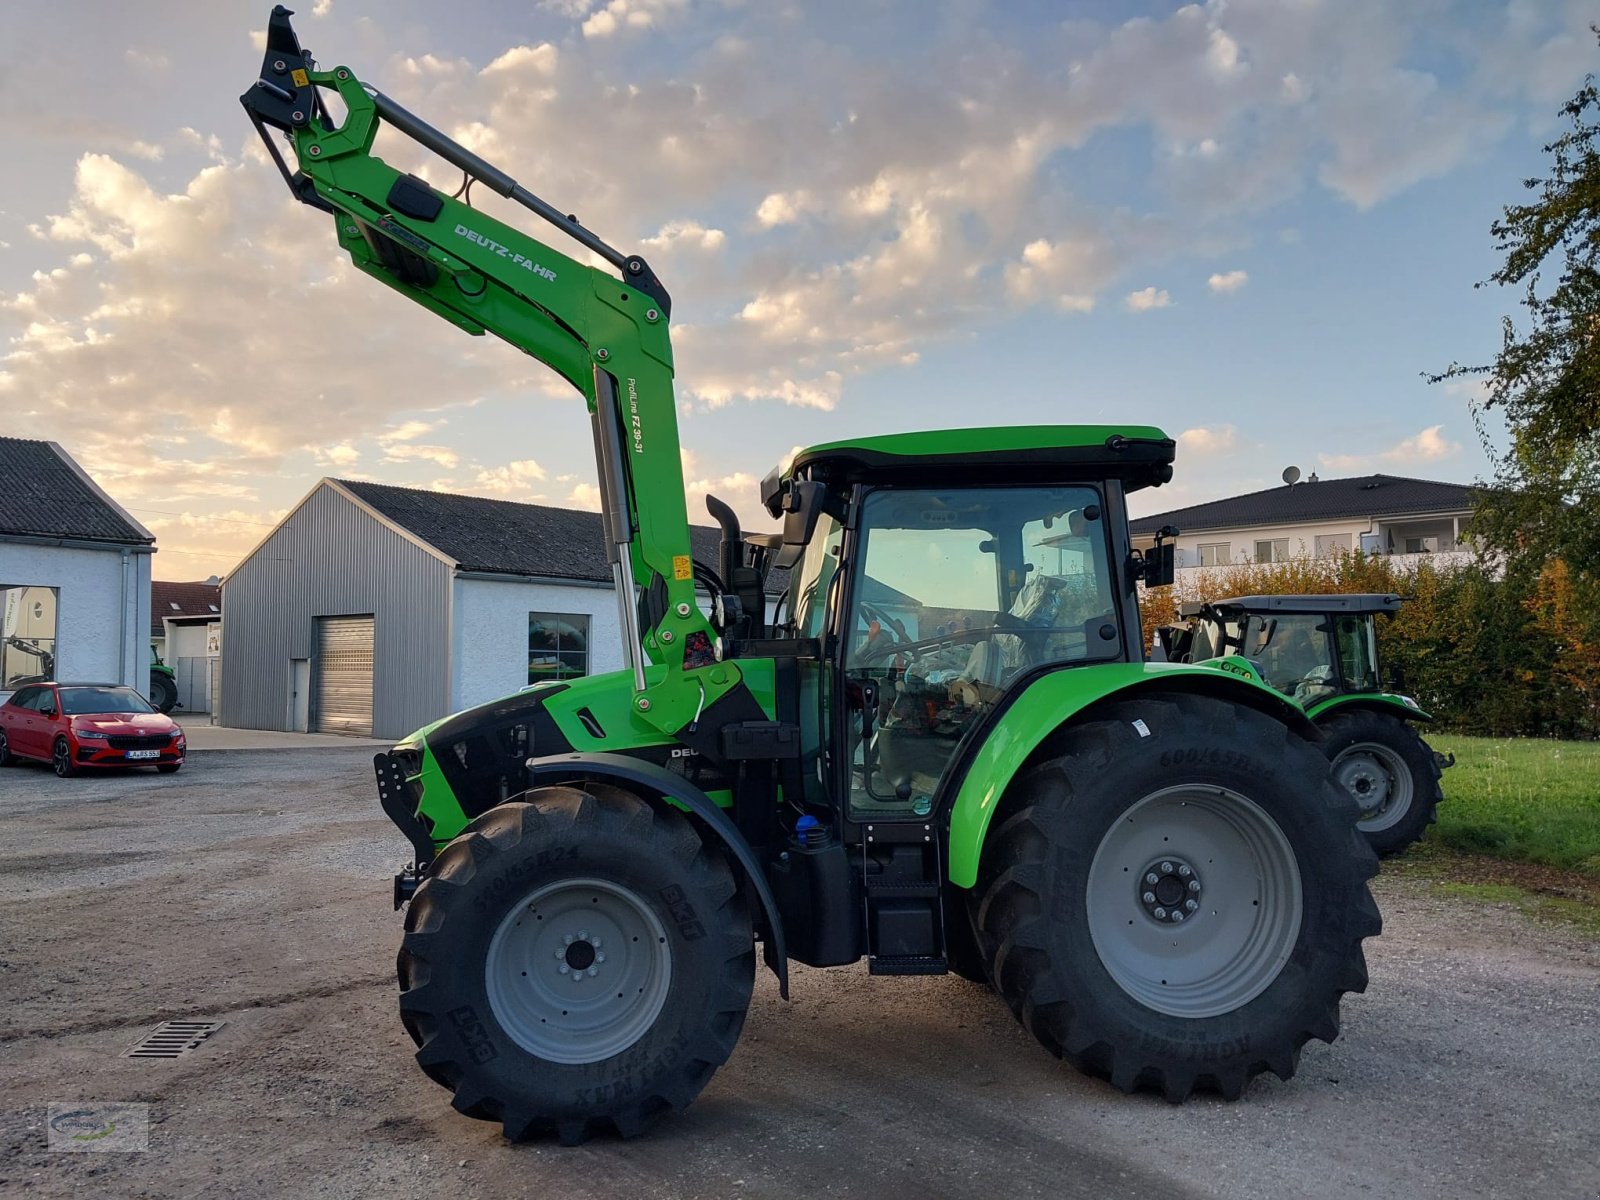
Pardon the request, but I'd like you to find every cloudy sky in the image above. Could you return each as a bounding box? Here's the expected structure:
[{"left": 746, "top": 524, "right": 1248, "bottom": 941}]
[{"left": 3, "top": 0, "right": 1594, "bottom": 581}]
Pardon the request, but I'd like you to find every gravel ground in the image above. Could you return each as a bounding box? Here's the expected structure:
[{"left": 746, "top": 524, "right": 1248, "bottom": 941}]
[{"left": 0, "top": 749, "right": 1596, "bottom": 1200}]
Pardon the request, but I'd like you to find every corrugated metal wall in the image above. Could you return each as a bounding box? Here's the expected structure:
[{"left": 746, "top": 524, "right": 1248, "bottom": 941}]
[{"left": 219, "top": 483, "right": 451, "bottom": 738}]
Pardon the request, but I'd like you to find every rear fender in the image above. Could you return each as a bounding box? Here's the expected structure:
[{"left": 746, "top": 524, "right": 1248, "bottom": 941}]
[
  {"left": 1307, "top": 692, "right": 1433, "bottom": 723},
  {"left": 944, "top": 661, "right": 1315, "bottom": 888},
  {"left": 527, "top": 751, "right": 789, "bottom": 1000}
]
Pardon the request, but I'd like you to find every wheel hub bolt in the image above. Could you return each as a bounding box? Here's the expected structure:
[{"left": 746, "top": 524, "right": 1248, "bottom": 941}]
[{"left": 1138, "top": 856, "right": 1202, "bottom": 923}]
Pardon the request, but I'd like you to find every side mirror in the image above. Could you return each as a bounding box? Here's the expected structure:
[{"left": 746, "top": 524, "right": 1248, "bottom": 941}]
[
  {"left": 40, "top": 703, "right": 56, "bottom": 717},
  {"left": 1126, "top": 526, "right": 1178, "bottom": 589},
  {"left": 1143, "top": 540, "right": 1176, "bottom": 588},
  {"left": 772, "top": 480, "right": 827, "bottom": 571}
]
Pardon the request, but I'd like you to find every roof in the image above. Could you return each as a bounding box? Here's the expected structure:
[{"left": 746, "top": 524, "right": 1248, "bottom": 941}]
[
  {"left": 151, "top": 581, "right": 222, "bottom": 635},
  {"left": 0, "top": 438, "right": 154, "bottom": 545},
  {"left": 1130, "top": 473, "right": 1476, "bottom": 537},
  {"left": 1203, "top": 594, "right": 1406, "bottom": 617},
  {"left": 774, "top": 425, "right": 1175, "bottom": 513},
  {"left": 332, "top": 479, "right": 780, "bottom": 586}
]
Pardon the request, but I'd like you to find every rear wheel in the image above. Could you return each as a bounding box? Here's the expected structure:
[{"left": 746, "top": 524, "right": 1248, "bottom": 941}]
[
  {"left": 971, "top": 692, "right": 1379, "bottom": 1101},
  {"left": 149, "top": 672, "right": 178, "bottom": 714},
  {"left": 1319, "top": 709, "right": 1443, "bottom": 857},
  {"left": 52, "top": 736, "right": 78, "bottom": 778},
  {"left": 396, "top": 786, "right": 755, "bottom": 1144}
]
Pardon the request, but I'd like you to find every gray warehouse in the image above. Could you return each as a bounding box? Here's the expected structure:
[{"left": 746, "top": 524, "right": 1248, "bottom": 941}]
[{"left": 220, "top": 479, "right": 728, "bottom": 740}]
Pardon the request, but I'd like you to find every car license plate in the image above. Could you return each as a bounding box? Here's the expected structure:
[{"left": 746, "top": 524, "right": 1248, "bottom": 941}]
[{"left": 126, "top": 749, "right": 160, "bottom": 760}]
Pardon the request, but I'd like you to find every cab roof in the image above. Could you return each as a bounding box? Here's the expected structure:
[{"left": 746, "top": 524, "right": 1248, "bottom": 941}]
[
  {"left": 763, "top": 425, "right": 1175, "bottom": 516},
  {"left": 1202, "top": 594, "right": 1405, "bottom": 616}
]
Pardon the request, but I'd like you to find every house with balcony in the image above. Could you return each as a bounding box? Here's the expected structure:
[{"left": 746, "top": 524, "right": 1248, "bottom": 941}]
[{"left": 1129, "top": 472, "right": 1478, "bottom": 585}]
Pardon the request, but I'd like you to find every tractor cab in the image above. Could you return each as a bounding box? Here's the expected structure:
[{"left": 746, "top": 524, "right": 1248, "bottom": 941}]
[
  {"left": 759, "top": 426, "right": 1176, "bottom": 824},
  {"left": 1157, "top": 593, "right": 1403, "bottom": 709}
]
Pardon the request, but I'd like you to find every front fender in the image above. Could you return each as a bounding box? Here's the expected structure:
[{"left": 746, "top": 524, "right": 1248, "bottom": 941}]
[
  {"left": 944, "top": 660, "right": 1313, "bottom": 888},
  {"left": 1306, "top": 692, "right": 1433, "bottom": 723},
  {"left": 527, "top": 751, "right": 789, "bottom": 1000}
]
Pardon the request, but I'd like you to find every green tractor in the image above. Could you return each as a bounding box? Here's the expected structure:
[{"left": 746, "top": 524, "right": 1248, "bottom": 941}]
[
  {"left": 149, "top": 644, "right": 179, "bottom": 715},
  {"left": 244, "top": 8, "right": 1380, "bottom": 1144},
  {"left": 1156, "top": 594, "right": 1451, "bottom": 856}
]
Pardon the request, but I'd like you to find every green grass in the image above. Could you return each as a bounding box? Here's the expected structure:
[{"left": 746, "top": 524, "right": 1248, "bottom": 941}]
[{"left": 1424, "top": 734, "right": 1600, "bottom": 875}]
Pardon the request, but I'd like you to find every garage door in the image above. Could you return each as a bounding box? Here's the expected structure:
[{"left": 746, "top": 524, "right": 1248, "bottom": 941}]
[{"left": 313, "top": 615, "right": 374, "bottom": 736}]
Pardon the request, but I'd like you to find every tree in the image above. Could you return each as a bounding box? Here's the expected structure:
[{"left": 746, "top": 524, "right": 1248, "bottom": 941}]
[{"left": 1435, "top": 33, "right": 1600, "bottom": 612}]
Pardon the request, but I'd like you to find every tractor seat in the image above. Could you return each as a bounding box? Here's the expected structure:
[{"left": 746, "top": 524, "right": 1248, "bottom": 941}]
[{"left": 960, "top": 574, "right": 1093, "bottom": 700}]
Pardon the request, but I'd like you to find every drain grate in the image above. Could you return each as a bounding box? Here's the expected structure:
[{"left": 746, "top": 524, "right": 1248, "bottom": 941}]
[{"left": 124, "top": 1020, "right": 225, "bottom": 1059}]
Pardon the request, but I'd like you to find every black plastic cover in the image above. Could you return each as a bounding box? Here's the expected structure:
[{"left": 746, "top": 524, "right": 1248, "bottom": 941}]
[{"left": 387, "top": 173, "right": 444, "bottom": 222}]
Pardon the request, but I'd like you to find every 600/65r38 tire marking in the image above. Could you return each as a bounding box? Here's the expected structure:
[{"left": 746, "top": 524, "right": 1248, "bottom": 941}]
[
  {"left": 971, "top": 692, "right": 1380, "bottom": 1103},
  {"left": 395, "top": 785, "right": 755, "bottom": 1145}
]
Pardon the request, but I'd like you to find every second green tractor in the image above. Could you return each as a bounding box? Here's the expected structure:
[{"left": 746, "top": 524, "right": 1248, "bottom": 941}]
[
  {"left": 244, "top": 7, "right": 1381, "bottom": 1145},
  {"left": 1157, "top": 593, "right": 1451, "bottom": 856}
]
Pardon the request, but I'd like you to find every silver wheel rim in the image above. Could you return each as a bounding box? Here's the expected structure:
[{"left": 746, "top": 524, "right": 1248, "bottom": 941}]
[
  {"left": 1333, "top": 742, "right": 1413, "bottom": 833},
  {"left": 485, "top": 876, "right": 672, "bottom": 1064},
  {"left": 1086, "top": 785, "right": 1303, "bottom": 1019}
]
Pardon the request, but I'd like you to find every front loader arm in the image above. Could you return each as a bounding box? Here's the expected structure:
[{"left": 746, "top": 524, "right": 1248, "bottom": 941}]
[{"left": 240, "top": 6, "right": 727, "bottom": 732}]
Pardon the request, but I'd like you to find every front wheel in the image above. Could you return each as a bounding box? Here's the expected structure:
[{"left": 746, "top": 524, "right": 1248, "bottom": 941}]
[
  {"left": 971, "top": 692, "right": 1379, "bottom": 1102},
  {"left": 0, "top": 729, "right": 13, "bottom": 767},
  {"left": 149, "top": 672, "right": 178, "bottom": 714},
  {"left": 1320, "top": 709, "right": 1443, "bottom": 857},
  {"left": 52, "top": 737, "right": 78, "bottom": 778},
  {"left": 396, "top": 785, "right": 755, "bottom": 1144}
]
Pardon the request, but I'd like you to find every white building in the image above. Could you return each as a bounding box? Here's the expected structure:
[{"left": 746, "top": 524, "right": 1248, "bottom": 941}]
[
  {"left": 0, "top": 438, "right": 155, "bottom": 697},
  {"left": 1131, "top": 472, "right": 1478, "bottom": 586}
]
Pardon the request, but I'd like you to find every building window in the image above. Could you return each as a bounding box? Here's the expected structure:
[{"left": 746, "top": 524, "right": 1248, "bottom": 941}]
[
  {"left": 1404, "top": 536, "right": 1439, "bottom": 555},
  {"left": 1196, "top": 542, "right": 1231, "bottom": 567},
  {"left": 1, "top": 585, "right": 60, "bottom": 689},
  {"left": 1314, "top": 533, "right": 1352, "bottom": 557},
  {"left": 529, "top": 613, "right": 589, "bottom": 683},
  {"left": 1254, "top": 539, "right": 1291, "bottom": 564}
]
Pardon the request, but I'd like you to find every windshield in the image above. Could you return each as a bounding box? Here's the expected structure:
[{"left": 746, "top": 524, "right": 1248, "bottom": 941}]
[
  {"left": 1244, "top": 614, "right": 1336, "bottom": 701},
  {"left": 843, "top": 484, "right": 1117, "bottom": 820},
  {"left": 60, "top": 687, "right": 156, "bottom": 715}
]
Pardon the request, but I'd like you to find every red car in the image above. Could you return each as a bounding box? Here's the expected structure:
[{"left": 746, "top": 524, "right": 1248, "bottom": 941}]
[{"left": 0, "top": 682, "right": 186, "bottom": 777}]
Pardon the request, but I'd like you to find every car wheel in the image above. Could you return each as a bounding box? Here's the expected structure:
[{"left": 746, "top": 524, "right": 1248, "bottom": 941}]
[
  {"left": 52, "top": 736, "right": 79, "bottom": 778},
  {"left": 157, "top": 763, "right": 182, "bottom": 774},
  {"left": 0, "top": 729, "right": 13, "bottom": 767}
]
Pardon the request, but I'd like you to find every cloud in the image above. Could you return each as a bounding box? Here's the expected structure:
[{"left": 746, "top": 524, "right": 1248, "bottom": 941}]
[
  {"left": 1125, "top": 286, "right": 1173, "bottom": 312},
  {"left": 1385, "top": 424, "right": 1461, "bottom": 464},
  {"left": 580, "top": 0, "right": 689, "bottom": 39},
  {"left": 1207, "top": 269, "right": 1248, "bottom": 293},
  {"left": 1318, "top": 425, "right": 1464, "bottom": 473},
  {"left": 379, "top": 420, "right": 444, "bottom": 444},
  {"left": 472, "top": 459, "right": 549, "bottom": 497},
  {"left": 382, "top": 444, "right": 462, "bottom": 470},
  {"left": 1177, "top": 426, "right": 1237, "bottom": 456},
  {"left": 567, "top": 482, "right": 604, "bottom": 510}
]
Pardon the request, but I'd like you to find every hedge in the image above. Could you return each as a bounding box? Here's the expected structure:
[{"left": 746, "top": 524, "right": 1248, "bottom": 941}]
[{"left": 1139, "top": 553, "right": 1598, "bottom": 740}]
